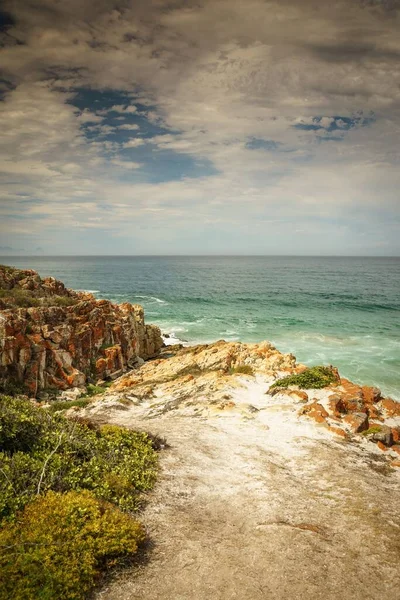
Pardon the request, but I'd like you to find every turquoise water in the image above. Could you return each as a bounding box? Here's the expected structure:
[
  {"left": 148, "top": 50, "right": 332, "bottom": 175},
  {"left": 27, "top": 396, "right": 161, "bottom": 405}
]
[{"left": 2, "top": 256, "right": 399, "bottom": 399}]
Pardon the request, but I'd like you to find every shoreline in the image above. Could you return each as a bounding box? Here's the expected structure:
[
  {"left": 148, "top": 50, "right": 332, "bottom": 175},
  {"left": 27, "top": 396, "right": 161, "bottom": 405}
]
[{"left": 160, "top": 330, "right": 400, "bottom": 402}]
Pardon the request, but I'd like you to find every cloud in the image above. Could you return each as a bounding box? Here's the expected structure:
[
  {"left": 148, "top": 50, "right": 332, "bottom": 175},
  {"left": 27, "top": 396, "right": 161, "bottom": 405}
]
[
  {"left": 0, "top": 0, "right": 399, "bottom": 254},
  {"left": 117, "top": 123, "right": 139, "bottom": 130},
  {"left": 123, "top": 138, "right": 145, "bottom": 148},
  {"left": 108, "top": 104, "right": 137, "bottom": 114}
]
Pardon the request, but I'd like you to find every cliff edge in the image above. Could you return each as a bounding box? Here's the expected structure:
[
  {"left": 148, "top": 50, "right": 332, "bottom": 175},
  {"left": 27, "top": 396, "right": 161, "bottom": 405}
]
[
  {"left": 71, "top": 341, "right": 400, "bottom": 600},
  {"left": 0, "top": 265, "right": 163, "bottom": 396}
]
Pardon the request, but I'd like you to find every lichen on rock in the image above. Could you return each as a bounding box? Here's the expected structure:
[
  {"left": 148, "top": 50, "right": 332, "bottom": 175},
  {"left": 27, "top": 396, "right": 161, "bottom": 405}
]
[{"left": 0, "top": 266, "right": 163, "bottom": 396}]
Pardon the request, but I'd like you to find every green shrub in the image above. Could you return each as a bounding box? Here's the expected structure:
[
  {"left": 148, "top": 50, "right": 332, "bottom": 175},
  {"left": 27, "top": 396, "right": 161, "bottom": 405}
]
[
  {"left": 0, "top": 490, "right": 145, "bottom": 600},
  {"left": 0, "top": 452, "right": 44, "bottom": 519},
  {"left": 0, "top": 379, "right": 27, "bottom": 397},
  {"left": 0, "top": 395, "right": 158, "bottom": 520},
  {"left": 0, "top": 396, "right": 51, "bottom": 453},
  {"left": 51, "top": 295, "right": 76, "bottom": 307},
  {"left": 229, "top": 364, "right": 255, "bottom": 376},
  {"left": 47, "top": 398, "right": 92, "bottom": 412},
  {"left": 0, "top": 284, "right": 78, "bottom": 309},
  {"left": 270, "top": 366, "right": 338, "bottom": 390},
  {"left": 81, "top": 383, "right": 110, "bottom": 397}
]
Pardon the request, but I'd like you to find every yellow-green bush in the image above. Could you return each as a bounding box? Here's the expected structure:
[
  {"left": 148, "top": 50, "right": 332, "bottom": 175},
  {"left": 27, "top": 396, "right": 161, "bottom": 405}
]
[
  {"left": 0, "top": 490, "right": 145, "bottom": 600},
  {"left": 0, "top": 395, "right": 158, "bottom": 520}
]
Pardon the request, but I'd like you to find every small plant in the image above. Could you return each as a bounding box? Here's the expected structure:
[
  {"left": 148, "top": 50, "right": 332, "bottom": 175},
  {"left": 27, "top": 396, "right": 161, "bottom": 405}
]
[
  {"left": 361, "top": 426, "right": 382, "bottom": 436},
  {"left": 270, "top": 366, "right": 338, "bottom": 390},
  {"left": 47, "top": 398, "right": 92, "bottom": 412},
  {"left": 229, "top": 364, "right": 255, "bottom": 376},
  {"left": 0, "top": 490, "right": 145, "bottom": 600},
  {"left": 100, "top": 342, "right": 116, "bottom": 351},
  {"left": 80, "top": 383, "right": 110, "bottom": 398}
]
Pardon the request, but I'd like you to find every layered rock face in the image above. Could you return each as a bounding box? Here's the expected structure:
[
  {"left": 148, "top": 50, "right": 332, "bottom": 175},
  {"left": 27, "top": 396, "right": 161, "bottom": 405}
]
[{"left": 0, "top": 266, "right": 163, "bottom": 395}]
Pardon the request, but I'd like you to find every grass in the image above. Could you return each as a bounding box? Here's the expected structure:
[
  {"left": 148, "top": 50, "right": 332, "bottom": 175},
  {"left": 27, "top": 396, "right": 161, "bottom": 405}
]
[
  {"left": 229, "top": 364, "right": 255, "bottom": 376},
  {"left": 47, "top": 398, "right": 92, "bottom": 412},
  {"left": 270, "top": 366, "right": 338, "bottom": 390}
]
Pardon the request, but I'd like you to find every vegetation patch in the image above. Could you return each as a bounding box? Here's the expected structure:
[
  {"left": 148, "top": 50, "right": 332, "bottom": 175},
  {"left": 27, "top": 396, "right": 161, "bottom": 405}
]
[
  {"left": 270, "top": 366, "right": 338, "bottom": 390},
  {"left": 0, "top": 287, "right": 78, "bottom": 309},
  {"left": 0, "top": 395, "right": 158, "bottom": 519},
  {"left": 0, "top": 394, "right": 159, "bottom": 598},
  {"left": 80, "top": 382, "right": 112, "bottom": 398},
  {"left": 229, "top": 364, "right": 255, "bottom": 376},
  {"left": 361, "top": 426, "right": 383, "bottom": 436},
  {"left": 0, "top": 490, "right": 145, "bottom": 600},
  {"left": 47, "top": 397, "right": 92, "bottom": 412}
]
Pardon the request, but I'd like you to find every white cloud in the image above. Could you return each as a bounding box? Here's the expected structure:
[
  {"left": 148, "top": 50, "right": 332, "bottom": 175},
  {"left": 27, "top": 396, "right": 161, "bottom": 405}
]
[
  {"left": 108, "top": 104, "right": 138, "bottom": 114},
  {"left": 123, "top": 138, "right": 145, "bottom": 148},
  {"left": 117, "top": 124, "right": 140, "bottom": 130}
]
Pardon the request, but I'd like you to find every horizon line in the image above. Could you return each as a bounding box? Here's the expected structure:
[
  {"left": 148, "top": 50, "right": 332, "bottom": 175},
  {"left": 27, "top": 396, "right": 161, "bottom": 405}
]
[{"left": 1, "top": 254, "right": 400, "bottom": 259}]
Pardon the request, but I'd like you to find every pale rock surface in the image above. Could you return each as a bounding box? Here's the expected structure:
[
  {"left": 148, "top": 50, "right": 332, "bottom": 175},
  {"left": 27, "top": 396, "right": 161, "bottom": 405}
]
[{"left": 73, "top": 341, "right": 400, "bottom": 600}]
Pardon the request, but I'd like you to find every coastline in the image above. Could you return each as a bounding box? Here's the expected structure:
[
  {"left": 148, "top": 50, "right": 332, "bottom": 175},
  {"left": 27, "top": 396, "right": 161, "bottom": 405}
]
[
  {"left": 1, "top": 258, "right": 399, "bottom": 399},
  {"left": 2, "top": 264, "right": 400, "bottom": 600}
]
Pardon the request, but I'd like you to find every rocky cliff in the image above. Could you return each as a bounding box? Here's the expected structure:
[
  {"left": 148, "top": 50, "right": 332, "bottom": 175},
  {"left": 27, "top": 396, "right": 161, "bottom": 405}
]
[{"left": 0, "top": 265, "right": 163, "bottom": 396}]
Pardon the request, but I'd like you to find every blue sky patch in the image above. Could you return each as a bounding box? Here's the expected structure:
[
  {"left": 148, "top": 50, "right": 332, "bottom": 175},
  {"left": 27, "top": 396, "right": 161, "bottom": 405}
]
[
  {"left": 68, "top": 88, "right": 217, "bottom": 182},
  {"left": 293, "top": 112, "right": 375, "bottom": 132},
  {"left": 246, "top": 138, "right": 281, "bottom": 151}
]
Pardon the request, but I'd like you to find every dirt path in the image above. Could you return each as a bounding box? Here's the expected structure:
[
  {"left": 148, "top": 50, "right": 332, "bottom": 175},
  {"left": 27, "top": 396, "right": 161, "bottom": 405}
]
[{"left": 94, "top": 386, "right": 400, "bottom": 600}]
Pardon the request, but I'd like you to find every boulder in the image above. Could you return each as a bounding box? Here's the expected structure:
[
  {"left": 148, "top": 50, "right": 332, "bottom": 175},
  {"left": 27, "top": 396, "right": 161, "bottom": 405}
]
[
  {"left": 300, "top": 402, "right": 329, "bottom": 424},
  {"left": 365, "top": 425, "right": 393, "bottom": 447},
  {"left": 343, "top": 413, "right": 369, "bottom": 433}
]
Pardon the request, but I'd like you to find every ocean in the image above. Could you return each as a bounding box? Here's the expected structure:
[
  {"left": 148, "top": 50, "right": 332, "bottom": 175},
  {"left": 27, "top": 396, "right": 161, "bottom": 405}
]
[{"left": 2, "top": 256, "right": 399, "bottom": 399}]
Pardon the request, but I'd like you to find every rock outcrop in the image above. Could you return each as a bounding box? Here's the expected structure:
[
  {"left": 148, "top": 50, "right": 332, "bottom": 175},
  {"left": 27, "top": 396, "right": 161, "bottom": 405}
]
[
  {"left": 76, "top": 341, "right": 400, "bottom": 470},
  {"left": 0, "top": 266, "right": 163, "bottom": 396}
]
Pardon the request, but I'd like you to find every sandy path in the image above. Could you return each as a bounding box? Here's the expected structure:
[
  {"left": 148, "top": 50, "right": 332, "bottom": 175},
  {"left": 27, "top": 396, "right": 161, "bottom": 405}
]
[{"left": 93, "top": 378, "right": 400, "bottom": 600}]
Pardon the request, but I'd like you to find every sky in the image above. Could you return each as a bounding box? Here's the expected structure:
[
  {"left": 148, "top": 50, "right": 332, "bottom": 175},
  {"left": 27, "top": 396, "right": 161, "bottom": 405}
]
[{"left": 0, "top": 0, "right": 399, "bottom": 256}]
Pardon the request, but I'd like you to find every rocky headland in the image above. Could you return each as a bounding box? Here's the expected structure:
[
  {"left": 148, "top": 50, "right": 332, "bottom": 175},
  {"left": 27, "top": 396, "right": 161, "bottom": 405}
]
[
  {"left": 0, "top": 265, "right": 162, "bottom": 396},
  {"left": 1, "top": 265, "right": 400, "bottom": 599},
  {"left": 76, "top": 340, "right": 400, "bottom": 600}
]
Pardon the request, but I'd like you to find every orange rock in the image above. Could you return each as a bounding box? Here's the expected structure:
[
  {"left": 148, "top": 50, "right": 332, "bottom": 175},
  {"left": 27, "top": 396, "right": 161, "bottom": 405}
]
[
  {"left": 288, "top": 390, "right": 309, "bottom": 403},
  {"left": 367, "top": 405, "right": 383, "bottom": 421},
  {"left": 301, "top": 402, "right": 329, "bottom": 424},
  {"left": 390, "top": 460, "right": 400, "bottom": 468},
  {"left": 0, "top": 267, "right": 163, "bottom": 396},
  {"left": 218, "top": 400, "right": 236, "bottom": 410},
  {"left": 362, "top": 386, "right": 381, "bottom": 404},
  {"left": 328, "top": 394, "right": 347, "bottom": 417},
  {"left": 340, "top": 378, "right": 366, "bottom": 413},
  {"left": 377, "top": 441, "right": 388, "bottom": 452},
  {"left": 391, "top": 429, "right": 400, "bottom": 444},
  {"left": 343, "top": 413, "right": 369, "bottom": 433},
  {"left": 327, "top": 426, "right": 348, "bottom": 439},
  {"left": 381, "top": 398, "right": 400, "bottom": 418},
  {"left": 391, "top": 445, "right": 400, "bottom": 456}
]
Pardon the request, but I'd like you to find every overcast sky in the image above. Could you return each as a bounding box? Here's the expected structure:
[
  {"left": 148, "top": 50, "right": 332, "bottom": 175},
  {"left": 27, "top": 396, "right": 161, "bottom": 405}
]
[{"left": 0, "top": 0, "right": 399, "bottom": 255}]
